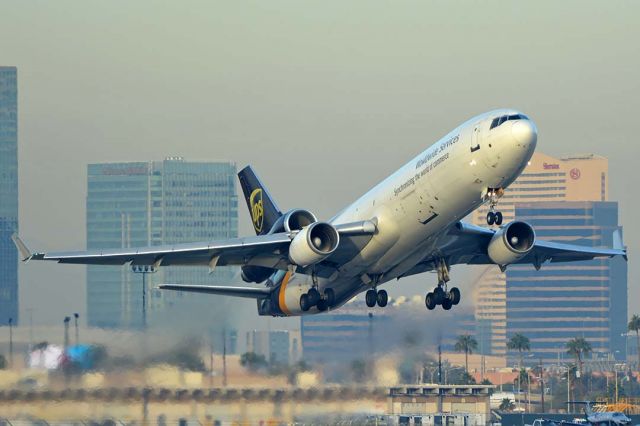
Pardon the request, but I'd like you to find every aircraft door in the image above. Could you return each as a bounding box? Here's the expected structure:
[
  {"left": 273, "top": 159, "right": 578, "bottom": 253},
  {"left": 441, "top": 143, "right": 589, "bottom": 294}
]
[{"left": 471, "top": 122, "right": 481, "bottom": 153}]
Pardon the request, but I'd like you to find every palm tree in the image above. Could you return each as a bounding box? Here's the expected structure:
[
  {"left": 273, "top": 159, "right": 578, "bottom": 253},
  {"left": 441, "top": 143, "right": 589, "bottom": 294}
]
[
  {"left": 628, "top": 314, "right": 640, "bottom": 371},
  {"left": 455, "top": 334, "right": 478, "bottom": 375},
  {"left": 499, "top": 398, "right": 516, "bottom": 412},
  {"left": 507, "top": 333, "right": 531, "bottom": 369},
  {"left": 566, "top": 337, "right": 592, "bottom": 377}
]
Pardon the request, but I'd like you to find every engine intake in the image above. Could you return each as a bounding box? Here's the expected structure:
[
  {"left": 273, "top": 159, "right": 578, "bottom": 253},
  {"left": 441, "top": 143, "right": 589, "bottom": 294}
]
[
  {"left": 289, "top": 222, "right": 340, "bottom": 266},
  {"left": 487, "top": 221, "right": 535, "bottom": 266}
]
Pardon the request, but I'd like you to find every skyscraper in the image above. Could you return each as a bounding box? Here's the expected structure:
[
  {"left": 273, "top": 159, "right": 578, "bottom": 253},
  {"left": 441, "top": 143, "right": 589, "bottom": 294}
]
[
  {"left": 506, "top": 201, "right": 627, "bottom": 363},
  {"left": 0, "top": 66, "right": 18, "bottom": 326},
  {"left": 471, "top": 152, "right": 609, "bottom": 356},
  {"left": 86, "top": 158, "right": 238, "bottom": 328}
]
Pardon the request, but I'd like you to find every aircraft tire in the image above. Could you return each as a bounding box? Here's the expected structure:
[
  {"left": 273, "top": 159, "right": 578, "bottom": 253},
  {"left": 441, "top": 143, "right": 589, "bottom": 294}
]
[
  {"left": 442, "top": 298, "right": 453, "bottom": 310},
  {"left": 450, "top": 287, "right": 461, "bottom": 305},
  {"left": 495, "top": 212, "right": 503, "bottom": 225},
  {"left": 317, "top": 299, "right": 328, "bottom": 312},
  {"left": 425, "top": 293, "right": 436, "bottom": 310},
  {"left": 376, "top": 289, "right": 388, "bottom": 307},
  {"left": 365, "top": 289, "right": 377, "bottom": 308},
  {"left": 300, "top": 294, "right": 311, "bottom": 312},
  {"left": 324, "top": 288, "right": 336, "bottom": 306},
  {"left": 487, "top": 212, "right": 495, "bottom": 225},
  {"left": 433, "top": 287, "right": 445, "bottom": 305},
  {"left": 307, "top": 288, "right": 321, "bottom": 305}
]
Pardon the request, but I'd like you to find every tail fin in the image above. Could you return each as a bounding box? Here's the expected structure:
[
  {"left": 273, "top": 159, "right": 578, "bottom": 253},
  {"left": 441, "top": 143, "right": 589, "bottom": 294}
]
[{"left": 238, "top": 166, "right": 282, "bottom": 235}]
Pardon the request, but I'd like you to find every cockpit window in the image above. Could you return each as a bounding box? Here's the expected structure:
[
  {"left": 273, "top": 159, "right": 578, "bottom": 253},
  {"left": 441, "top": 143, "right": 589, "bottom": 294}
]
[{"left": 490, "top": 114, "right": 528, "bottom": 130}]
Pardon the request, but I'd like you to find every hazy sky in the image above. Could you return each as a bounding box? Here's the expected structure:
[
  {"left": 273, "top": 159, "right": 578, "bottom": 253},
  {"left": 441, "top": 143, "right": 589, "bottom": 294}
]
[{"left": 1, "top": 1, "right": 638, "bottom": 326}]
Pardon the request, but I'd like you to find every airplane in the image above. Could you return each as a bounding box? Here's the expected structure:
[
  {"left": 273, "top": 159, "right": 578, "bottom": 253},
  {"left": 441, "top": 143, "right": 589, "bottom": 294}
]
[
  {"left": 12, "top": 109, "right": 627, "bottom": 317},
  {"left": 567, "top": 401, "right": 632, "bottom": 425}
]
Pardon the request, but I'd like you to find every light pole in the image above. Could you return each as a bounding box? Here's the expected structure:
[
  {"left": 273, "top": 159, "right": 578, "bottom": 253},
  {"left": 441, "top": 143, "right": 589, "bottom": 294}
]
[
  {"left": 74, "top": 313, "right": 79, "bottom": 345},
  {"left": 8, "top": 318, "right": 13, "bottom": 369},
  {"left": 131, "top": 265, "right": 157, "bottom": 329},
  {"left": 63, "top": 316, "right": 70, "bottom": 349}
]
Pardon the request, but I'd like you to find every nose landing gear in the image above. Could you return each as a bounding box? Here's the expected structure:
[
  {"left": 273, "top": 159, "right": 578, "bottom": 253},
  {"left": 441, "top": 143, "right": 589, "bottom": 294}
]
[
  {"left": 425, "top": 259, "right": 461, "bottom": 311},
  {"left": 486, "top": 188, "right": 504, "bottom": 226}
]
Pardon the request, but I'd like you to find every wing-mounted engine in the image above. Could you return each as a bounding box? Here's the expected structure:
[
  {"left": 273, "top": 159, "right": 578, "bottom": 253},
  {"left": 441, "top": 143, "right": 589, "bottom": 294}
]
[
  {"left": 487, "top": 221, "right": 535, "bottom": 266},
  {"left": 241, "top": 265, "right": 274, "bottom": 284},
  {"left": 288, "top": 221, "right": 340, "bottom": 267}
]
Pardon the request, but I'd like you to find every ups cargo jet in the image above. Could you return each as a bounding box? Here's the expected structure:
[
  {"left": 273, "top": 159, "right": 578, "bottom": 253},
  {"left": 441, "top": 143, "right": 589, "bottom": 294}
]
[{"left": 13, "top": 109, "right": 627, "bottom": 316}]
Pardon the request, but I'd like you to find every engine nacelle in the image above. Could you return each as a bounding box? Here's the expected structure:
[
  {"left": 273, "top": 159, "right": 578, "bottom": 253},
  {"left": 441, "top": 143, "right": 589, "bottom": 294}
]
[
  {"left": 267, "top": 208, "right": 318, "bottom": 234},
  {"left": 288, "top": 222, "right": 340, "bottom": 267},
  {"left": 241, "top": 265, "right": 274, "bottom": 284},
  {"left": 487, "top": 221, "right": 536, "bottom": 266}
]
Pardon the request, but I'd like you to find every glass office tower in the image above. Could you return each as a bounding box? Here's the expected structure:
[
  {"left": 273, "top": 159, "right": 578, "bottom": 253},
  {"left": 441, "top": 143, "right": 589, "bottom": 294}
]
[
  {"left": 0, "top": 67, "right": 18, "bottom": 326},
  {"left": 506, "top": 201, "right": 627, "bottom": 364},
  {"left": 86, "top": 158, "right": 238, "bottom": 328}
]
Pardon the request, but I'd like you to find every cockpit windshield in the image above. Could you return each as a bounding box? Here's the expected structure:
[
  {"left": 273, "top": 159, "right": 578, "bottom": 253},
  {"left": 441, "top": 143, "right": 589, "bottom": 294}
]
[{"left": 490, "top": 114, "right": 528, "bottom": 130}]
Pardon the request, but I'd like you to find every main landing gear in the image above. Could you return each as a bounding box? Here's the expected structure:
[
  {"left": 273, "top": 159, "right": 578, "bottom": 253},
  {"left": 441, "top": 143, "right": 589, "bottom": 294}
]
[
  {"left": 425, "top": 259, "right": 460, "bottom": 311},
  {"left": 486, "top": 188, "right": 504, "bottom": 226},
  {"left": 365, "top": 288, "right": 388, "bottom": 308},
  {"left": 300, "top": 287, "right": 335, "bottom": 312}
]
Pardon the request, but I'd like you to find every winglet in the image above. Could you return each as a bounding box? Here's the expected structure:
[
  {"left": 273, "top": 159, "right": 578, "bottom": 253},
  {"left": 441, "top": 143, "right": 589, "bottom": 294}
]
[
  {"left": 11, "top": 233, "right": 33, "bottom": 262},
  {"left": 612, "top": 229, "right": 628, "bottom": 261}
]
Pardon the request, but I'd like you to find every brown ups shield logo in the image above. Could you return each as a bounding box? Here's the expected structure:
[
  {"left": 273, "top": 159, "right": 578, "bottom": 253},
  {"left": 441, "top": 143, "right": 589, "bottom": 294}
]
[{"left": 249, "top": 188, "right": 264, "bottom": 233}]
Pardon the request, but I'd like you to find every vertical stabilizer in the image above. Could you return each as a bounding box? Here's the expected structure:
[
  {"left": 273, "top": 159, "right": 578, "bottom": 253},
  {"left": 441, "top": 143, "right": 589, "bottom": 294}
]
[{"left": 238, "top": 166, "right": 282, "bottom": 235}]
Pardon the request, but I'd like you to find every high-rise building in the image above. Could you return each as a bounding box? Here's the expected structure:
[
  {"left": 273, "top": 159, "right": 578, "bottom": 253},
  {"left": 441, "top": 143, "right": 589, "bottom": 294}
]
[
  {"left": 506, "top": 201, "right": 627, "bottom": 364},
  {"left": 0, "top": 66, "right": 18, "bottom": 326},
  {"left": 246, "top": 330, "right": 302, "bottom": 365},
  {"left": 471, "top": 152, "right": 609, "bottom": 356},
  {"left": 86, "top": 158, "right": 238, "bottom": 328}
]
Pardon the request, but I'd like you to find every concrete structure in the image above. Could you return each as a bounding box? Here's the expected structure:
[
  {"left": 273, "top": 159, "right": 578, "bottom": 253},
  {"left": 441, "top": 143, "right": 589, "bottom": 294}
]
[
  {"left": 387, "top": 384, "right": 493, "bottom": 426},
  {"left": 246, "top": 330, "right": 302, "bottom": 365},
  {"left": 506, "top": 201, "right": 627, "bottom": 363},
  {"left": 0, "top": 66, "right": 18, "bottom": 326},
  {"left": 86, "top": 158, "right": 238, "bottom": 328},
  {"left": 472, "top": 152, "right": 610, "bottom": 356}
]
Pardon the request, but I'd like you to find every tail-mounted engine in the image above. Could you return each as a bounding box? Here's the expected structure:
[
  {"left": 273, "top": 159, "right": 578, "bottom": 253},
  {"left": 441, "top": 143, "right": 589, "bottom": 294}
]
[
  {"left": 288, "top": 221, "right": 340, "bottom": 267},
  {"left": 487, "top": 221, "right": 535, "bottom": 266}
]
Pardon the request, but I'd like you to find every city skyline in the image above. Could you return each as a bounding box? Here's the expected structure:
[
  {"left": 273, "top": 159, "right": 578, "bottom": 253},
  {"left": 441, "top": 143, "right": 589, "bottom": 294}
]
[{"left": 1, "top": 0, "right": 638, "bottom": 327}]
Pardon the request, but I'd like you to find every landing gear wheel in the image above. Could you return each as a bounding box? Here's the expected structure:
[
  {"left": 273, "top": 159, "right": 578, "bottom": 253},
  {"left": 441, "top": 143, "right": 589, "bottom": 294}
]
[
  {"left": 487, "top": 211, "right": 495, "bottom": 225},
  {"left": 433, "top": 287, "right": 446, "bottom": 305},
  {"left": 307, "top": 288, "right": 321, "bottom": 305},
  {"left": 450, "top": 287, "right": 461, "bottom": 305},
  {"left": 495, "top": 211, "right": 503, "bottom": 225},
  {"left": 365, "top": 289, "right": 377, "bottom": 308},
  {"left": 442, "top": 298, "right": 453, "bottom": 310},
  {"left": 324, "top": 288, "right": 335, "bottom": 306},
  {"left": 425, "top": 292, "right": 436, "bottom": 310},
  {"left": 317, "top": 299, "right": 328, "bottom": 312},
  {"left": 376, "top": 289, "right": 388, "bottom": 307},
  {"left": 300, "top": 294, "right": 311, "bottom": 312}
]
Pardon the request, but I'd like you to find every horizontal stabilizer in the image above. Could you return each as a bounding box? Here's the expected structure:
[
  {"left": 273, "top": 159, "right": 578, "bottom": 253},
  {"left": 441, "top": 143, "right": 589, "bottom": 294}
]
[
  {"left": 157, "top": 284, "right": 272, "bottom": 299},
  {"left": 11, "top": 233, "right": 33, "bottom": 262}
]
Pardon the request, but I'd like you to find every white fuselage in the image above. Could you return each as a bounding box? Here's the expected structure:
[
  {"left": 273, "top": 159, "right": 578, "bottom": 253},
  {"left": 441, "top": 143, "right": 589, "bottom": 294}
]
[{"left": 273, "top": 109, "right": 537, "bottom": 316}]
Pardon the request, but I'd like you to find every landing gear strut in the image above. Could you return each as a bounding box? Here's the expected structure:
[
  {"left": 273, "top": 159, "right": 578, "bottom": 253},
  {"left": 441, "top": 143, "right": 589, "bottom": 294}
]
[
  {"left": 486, "top": 188, "right": 504, "bottom": 226},
  {"left": 425, "top": 259, "right": 461, "bottom": 311}
]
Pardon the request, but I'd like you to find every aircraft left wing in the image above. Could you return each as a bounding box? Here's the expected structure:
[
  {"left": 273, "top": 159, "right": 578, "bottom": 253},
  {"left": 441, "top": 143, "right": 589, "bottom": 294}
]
[
  {"left": 10, "top": 220, "right": 375, "bottom": 273},
  {"left": 400, "top": 221, "right": 627, "bottom": 278}
]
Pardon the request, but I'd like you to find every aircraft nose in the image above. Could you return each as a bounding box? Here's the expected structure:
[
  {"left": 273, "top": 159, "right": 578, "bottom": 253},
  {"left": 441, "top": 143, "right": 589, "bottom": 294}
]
[{"left": 511, "top": 119, "right": 538, "bottom": 146}]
